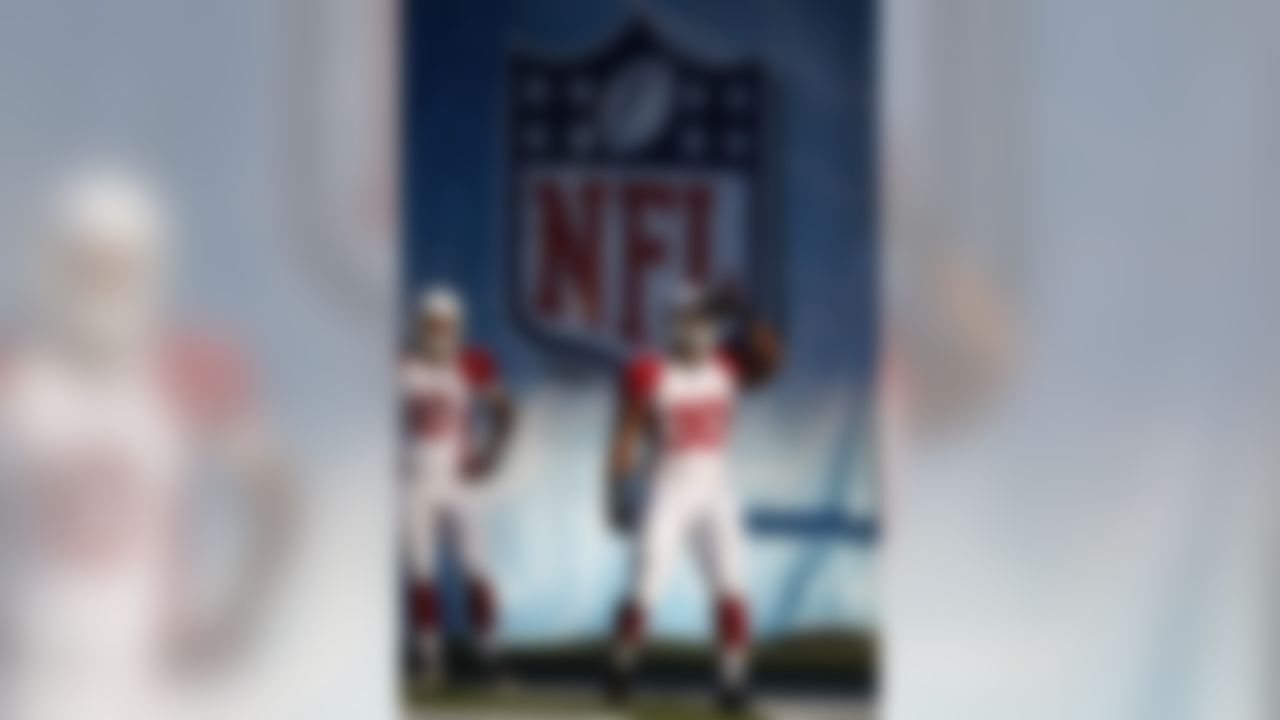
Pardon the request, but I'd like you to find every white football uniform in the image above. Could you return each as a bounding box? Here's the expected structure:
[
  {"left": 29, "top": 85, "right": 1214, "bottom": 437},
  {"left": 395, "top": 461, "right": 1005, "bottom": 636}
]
[
  {"left": 623, "top": 350, "right": 747, "bottom": 606},
  {"left": 0, "top": 333, "right": 249, "bottom": 720},
  {"left": 400, "top": 348, "right": 497, "bottom": 583}
]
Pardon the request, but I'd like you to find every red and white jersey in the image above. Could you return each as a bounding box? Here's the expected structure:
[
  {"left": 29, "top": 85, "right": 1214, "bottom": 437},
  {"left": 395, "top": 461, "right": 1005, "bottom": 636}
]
[
  {"left": 0, "top": 332, "right": 250, "bottom": 681},
  {"left": 400, "top": 347, "right": 498, "bottom": 481},
  {"left": 623, "top": 349, "right": 741, "bottom": 482}
]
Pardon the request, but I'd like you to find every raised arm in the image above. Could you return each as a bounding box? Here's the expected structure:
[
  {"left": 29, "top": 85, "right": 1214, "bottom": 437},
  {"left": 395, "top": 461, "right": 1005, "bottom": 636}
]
[
  {"left": 733, "top": 314, "right": 783, "bottom": 388},
  {"left": 709, "top": 287, "right": 783, "bottom": 388}
]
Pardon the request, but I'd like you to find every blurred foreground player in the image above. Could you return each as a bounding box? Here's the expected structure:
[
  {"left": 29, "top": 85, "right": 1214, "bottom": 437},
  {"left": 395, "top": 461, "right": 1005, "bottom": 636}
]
[
  {"left": 401, "top": 287, "right": 513, "bottom": 686},
  {"left": 606, "top": 286, "right": 781, "bottom": 713},
  {"left": 0, "top": 168, "right": 293, "bottom": 720}
]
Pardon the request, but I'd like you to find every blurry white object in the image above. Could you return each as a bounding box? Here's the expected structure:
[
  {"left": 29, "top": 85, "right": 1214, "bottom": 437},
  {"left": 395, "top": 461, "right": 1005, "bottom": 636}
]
[
  {"left": 885, "top": 1, "right": 1280, "bottom": 719},
  {"left": 418, "top": 286, "right": 463, "bottom": 324},
  {"left": 44, "top": 167, "right": 170, "bottom": 356},
  {"left": 0, "top": 168, "right": 290, "bottom": 720}
]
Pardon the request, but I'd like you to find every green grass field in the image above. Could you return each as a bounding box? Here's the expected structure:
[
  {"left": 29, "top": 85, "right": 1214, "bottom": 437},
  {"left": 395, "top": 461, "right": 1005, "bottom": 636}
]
[
  {"left": 406, "top": 686, "right": 765, "bottom": 720},
  {"left": 404, "top": 630, "right": 875, "bottom": 719}
]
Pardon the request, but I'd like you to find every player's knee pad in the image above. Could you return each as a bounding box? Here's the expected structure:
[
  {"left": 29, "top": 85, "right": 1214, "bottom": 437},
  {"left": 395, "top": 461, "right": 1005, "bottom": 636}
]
[
  {"left": 615, "top": 601, "right": 646, "bottom": 644},
  {"left": 412, "top": 583, "right": 441, "bottom": 630},
  {"left": 465, "top": 578, "right": 497, "bottom": 632},
  {"left": 715, "top": 596, "right": 750, "bottom": 648}
]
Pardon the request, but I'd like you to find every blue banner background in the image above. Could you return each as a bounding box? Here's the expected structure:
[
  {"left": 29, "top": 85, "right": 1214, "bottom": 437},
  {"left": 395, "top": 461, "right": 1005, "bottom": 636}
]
[{"left": 403, "top": 0, "right": 877, "bottom": 643}]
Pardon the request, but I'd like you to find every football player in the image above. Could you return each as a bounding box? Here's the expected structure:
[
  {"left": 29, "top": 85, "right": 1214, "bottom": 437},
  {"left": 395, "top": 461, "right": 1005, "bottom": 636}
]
[
  {"left": 400, "top": 287, "right": 514, "bottom": 686},
  {"left": 0, "top": 167, "right": 293, "bottom": 720},
  {"left": 605, "top": 284, "right": 781, "bottom": 713}
]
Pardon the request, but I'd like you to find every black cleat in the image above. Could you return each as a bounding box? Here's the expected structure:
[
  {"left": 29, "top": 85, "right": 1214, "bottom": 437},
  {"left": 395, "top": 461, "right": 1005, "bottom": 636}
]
[
  {"left": 716, "top": 684, "right": 751, "bottom": 716},
  {"left": 605, "top": 665, "right": 633, "bottom": 706},
  {"left": 470, "top": 650, "right": 509, "bottom": 689},
  {"left": 411, "top": 660, "right": 446, "bottom": 692},
  {"left": 406, "top": 642, "right": 446, "bottom": 691}
]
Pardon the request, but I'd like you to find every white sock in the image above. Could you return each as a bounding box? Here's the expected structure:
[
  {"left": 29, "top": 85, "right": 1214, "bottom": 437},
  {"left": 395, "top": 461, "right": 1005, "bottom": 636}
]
[
  {"left": 475, "top": 630, "right": 498, "bottom": 662},
  {"left": 719, "top": 646, "right": 749, "bottom": 689},
  {"left": 418, "top": 632, "right": 444, "bottom": 676},
  {"left": 614, "top": 642, "right": 640, "bottom": 674}
]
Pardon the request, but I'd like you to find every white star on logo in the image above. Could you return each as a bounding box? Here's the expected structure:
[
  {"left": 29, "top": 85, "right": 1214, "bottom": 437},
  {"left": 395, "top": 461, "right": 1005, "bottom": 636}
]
[
  {"left": 524, "top": 124, "right": 549, "bottom": 153},
  {"left": 681, "top": 127, "right": 707, "bottom": 158},
  {"left": 682, "top": 82, "right": 706, "bottom": 112},
  {"left": 524, "top": 74, "right": 550, "bottom": 106},
  {"left": 725, "top": 128, "right": 750, "bottom": 158},
  {"left": 571, "top": 124, "right": 596, "bottom": 156},
  {"left": 570, "top": 76, "right": 594, "bottom": 107},
  {"left": 725, "top": 82, "right": 752, "bottom": 113}
]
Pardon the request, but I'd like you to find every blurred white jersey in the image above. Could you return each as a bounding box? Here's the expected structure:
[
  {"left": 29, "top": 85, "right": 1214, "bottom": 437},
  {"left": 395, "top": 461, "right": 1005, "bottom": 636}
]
[
  {"left": 625, "top": 350, "right": 739, "bottom": 483},
  {"left": 623, "top": 351, "right": 747, "bottom": 604},
  {"left": 400, "top": 347, "right": 496, "bottom": 483},
  {"left": 0, "top": 333, "right": 247, "bottom": 720},
  {"left": 400, "top": 347, "right": 497, "bottom": 582}
]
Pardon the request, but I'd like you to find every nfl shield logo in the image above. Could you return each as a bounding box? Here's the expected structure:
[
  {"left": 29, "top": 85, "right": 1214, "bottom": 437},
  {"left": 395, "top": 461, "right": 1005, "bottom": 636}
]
[{"left": 507, "top": 19, "right": 773, "bottom": 362}]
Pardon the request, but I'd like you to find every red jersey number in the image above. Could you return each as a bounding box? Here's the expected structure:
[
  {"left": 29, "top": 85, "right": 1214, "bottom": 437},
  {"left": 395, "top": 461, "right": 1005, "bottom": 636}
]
[
  {"left": 405, "top": 393, "right": 460, "bottom": 439},
  {"left": 37, "top": 447, "right": 148, "bottom": 571},
  {"left": 667, "top": 400, "right": 731, "bottom": 451}
]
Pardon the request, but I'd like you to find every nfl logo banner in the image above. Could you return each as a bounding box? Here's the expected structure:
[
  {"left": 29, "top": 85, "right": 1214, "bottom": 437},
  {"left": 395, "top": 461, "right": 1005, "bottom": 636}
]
[{"left": 507, "top": 19, "right": 773, "bottom": 362}]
